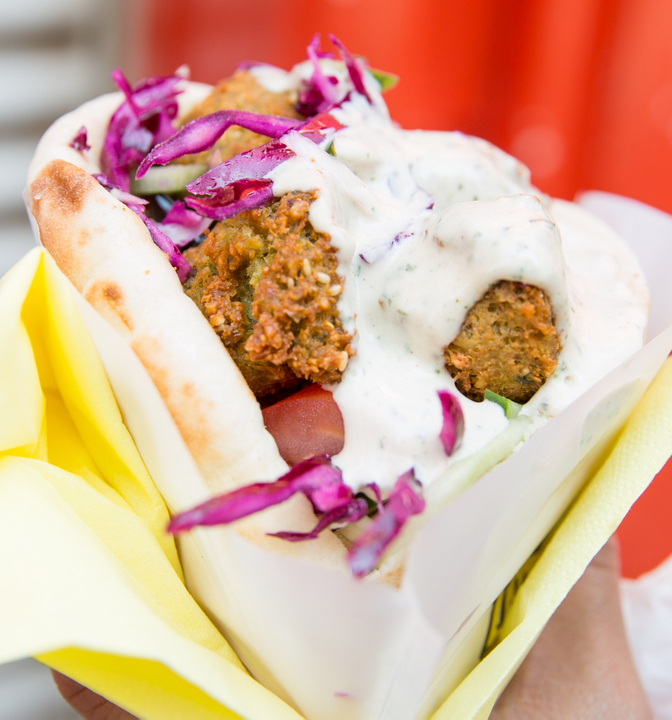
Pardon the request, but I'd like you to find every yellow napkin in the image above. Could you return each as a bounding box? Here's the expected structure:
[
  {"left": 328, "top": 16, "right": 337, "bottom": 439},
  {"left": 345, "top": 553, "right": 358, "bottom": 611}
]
[
  {"left": 1, "top": 247, "right": 670, "bottom": 719},
  {"left": 0, "top": 248, "right": 301, "bottom": 719}
]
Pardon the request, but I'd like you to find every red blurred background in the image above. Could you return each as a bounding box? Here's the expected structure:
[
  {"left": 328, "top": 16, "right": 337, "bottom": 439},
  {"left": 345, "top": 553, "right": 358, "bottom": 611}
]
[{"left": 125, "top": 0, "right": 672, "bottom": 578}]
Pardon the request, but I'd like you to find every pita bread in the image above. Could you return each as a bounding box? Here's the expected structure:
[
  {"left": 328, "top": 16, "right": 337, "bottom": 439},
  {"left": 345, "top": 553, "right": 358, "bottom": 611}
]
[{"left": 27, "top": 84, "right": 348, "bottom": 564}]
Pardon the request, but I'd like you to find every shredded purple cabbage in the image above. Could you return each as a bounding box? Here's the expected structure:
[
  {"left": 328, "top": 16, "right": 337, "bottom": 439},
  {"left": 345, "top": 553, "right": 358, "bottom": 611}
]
[
  {"left": 92, "top": 173, "right": 148, "bottom": 210},
  {"left": 101, "top": 69, "right": 184, "bottom": 190},
  {"left": 186, "top": 140, "right": 295, "bottom": 197},
  {"left": 186, "top": 180, "right": 275, "bottom": 220},
  {"left": 270, "top": 497, "right": 369, "bottom": 542},
  {"left": 136, "top": 110, "right": 304, "bottom": 179},
  {"left": 156, "top": 199, "right": 212, "bottom": 247},
  {"left": 438, "top": 390, "right": 464, "bottom": 456},
  {"left": 347, "top": 470, "right": 425, "bottom": 578},
  {"left": 328, "top": 34, "right": 372, "bottom": 104},
  {"left": 180, "top": 140, "right": 294, "bottom": 219},
  {"left": 308, "top": 33, "right": 336, "bottom": 60},
  {"left": 166, "top": 454, "right": 427, "bottom": 577},
  {"left": 296, "top": 34, "right": 373, "bottom": 116},
  {"left": 140, "top": 216, "right": 192, "bottom": 282},
  {"left": 162, "top": 198, "right": 205, "bottom": 226},
  {"left": 309, "top": 478, "right": 355, "bottom": 513},
  {"left": 167, "top": 456, "right": 356, "bottom": 533},
  {"left": 297, "top": 111, "right": 346, "bottom": 143},
  {"left": 70, "top": 126, "right": 90, "bottom": 152},
  {"left": 110, "top": 67, "right": 136, "bottom": 108},
  {"left": 180, "top": 115, "right": 344, "bottom": 219},
  {"left": 366, "top": 482, "right": 384, "bottom": 514},
  {"left": 296, "top": 34, "right": 340, "bottom": 116},
  {"left": 103, "top": 35, "right": 374, "bottom": 225}
]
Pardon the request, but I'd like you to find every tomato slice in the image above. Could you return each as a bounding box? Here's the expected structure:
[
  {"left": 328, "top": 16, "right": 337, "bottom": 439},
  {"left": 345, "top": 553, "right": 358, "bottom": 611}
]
[{"left": 262, "top": 384, "right": 345, "bottom": 466}]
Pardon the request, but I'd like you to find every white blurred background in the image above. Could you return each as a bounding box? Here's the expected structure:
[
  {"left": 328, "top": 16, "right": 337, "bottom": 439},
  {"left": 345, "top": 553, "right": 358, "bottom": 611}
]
[{"left": 0, "top": 0, "right": 120, "bottom": 277}]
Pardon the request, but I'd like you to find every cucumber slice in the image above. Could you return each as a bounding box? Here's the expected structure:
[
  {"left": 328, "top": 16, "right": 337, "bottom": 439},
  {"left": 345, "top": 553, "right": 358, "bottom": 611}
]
[
  {"left": 130, "top": 163, "right": 208, "bottom": 196},
  {"left": 485, "top": 389, "right": 523, "bottom": 419}
]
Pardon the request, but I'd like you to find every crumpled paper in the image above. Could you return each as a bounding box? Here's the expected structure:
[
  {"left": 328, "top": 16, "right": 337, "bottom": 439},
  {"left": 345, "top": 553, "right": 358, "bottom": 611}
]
[
  {"left": 622, "top": 556, "right": 672, "bottom": 720},
  {"left": 1, "top": 191, "right": 671, "bottom": 719}
]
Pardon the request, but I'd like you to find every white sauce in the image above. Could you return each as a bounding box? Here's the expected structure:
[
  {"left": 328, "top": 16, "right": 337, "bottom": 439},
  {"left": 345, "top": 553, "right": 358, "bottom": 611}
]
[{"left": 255, "top": 65, "right": 649, "bottom": 492}]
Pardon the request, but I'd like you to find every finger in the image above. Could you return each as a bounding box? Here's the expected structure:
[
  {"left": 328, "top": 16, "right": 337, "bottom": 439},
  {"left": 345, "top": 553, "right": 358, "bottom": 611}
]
[
  {"left": 51, "top": 671, "right": 137, "bottom": 720},
  {"left": 491, "top": 537, "right": 652, "bottom": 719}
]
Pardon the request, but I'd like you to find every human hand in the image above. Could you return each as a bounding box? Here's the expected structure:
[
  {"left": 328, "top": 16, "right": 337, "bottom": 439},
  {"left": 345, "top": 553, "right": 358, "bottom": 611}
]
[
  {"left": 51, "top": 671, "right": 137, "bottom": 720},
  {"left": 491, "top": 537, "right": 652, "bottom": 719}
]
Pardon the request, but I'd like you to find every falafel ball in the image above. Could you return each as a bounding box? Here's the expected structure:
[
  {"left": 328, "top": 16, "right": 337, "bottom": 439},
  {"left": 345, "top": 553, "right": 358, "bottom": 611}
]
[
  {"left": 183, "top": 191, "right": 353, "bottom": 398},
  {"left": 444, "top": 280, "right": 561, "bottom": 404}
]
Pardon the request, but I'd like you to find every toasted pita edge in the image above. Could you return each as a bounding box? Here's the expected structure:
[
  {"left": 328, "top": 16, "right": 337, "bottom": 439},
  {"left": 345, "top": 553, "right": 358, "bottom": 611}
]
[{"left": 27, "top": 91, "right": 348, "bottom": 564}]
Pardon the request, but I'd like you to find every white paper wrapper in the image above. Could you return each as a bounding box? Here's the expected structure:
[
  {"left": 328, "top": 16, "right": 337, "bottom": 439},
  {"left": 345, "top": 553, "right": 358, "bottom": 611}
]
[
  {"left": 622, "top": 557, "right": 672, "bottom": 720},
  {"left": 45, "top": 190, "right": 672, "bottom": 720}
]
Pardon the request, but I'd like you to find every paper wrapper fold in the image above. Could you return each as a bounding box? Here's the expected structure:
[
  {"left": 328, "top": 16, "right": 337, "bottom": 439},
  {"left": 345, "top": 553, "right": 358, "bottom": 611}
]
[{"left": 1, "top": 191, "right": 671, "bottom": 719}]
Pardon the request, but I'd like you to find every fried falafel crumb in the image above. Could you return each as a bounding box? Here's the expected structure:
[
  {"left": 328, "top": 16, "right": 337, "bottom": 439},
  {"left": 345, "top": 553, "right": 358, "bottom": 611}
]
[
  {"left": 183, "top": 191, "right": 354, "bottom": 397},
  {"left": 444, "top": 280, "right": 561, "bottom": 404},
  {"left": 177, "top": 70, "right": 301, "bottom": 166}
]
